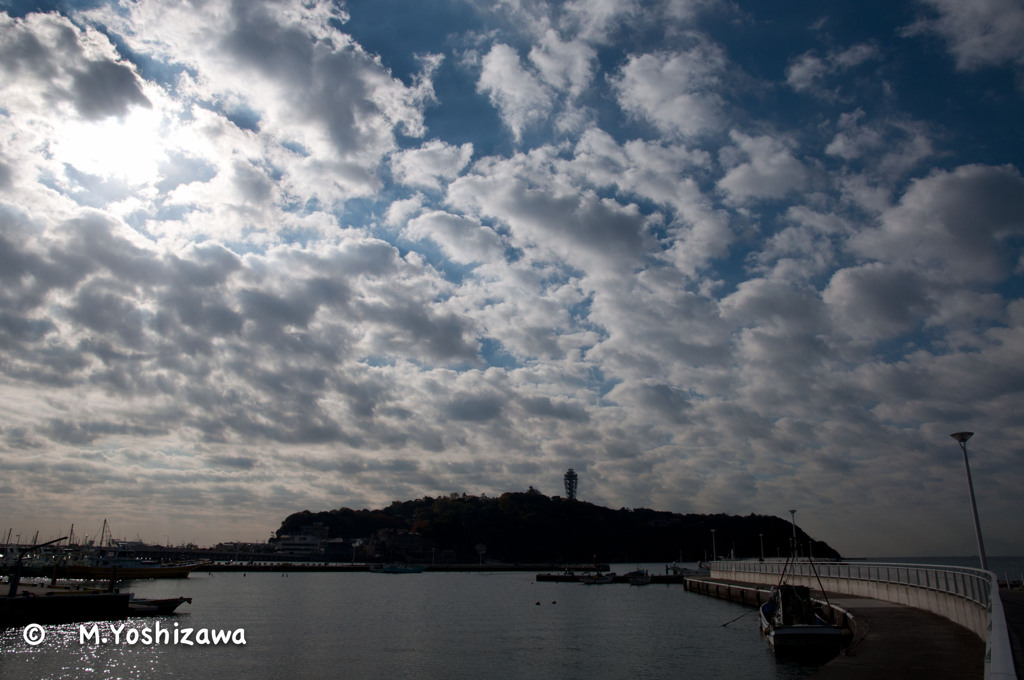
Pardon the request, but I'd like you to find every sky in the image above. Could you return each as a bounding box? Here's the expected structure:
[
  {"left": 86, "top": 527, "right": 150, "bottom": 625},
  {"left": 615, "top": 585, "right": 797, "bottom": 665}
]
[{"left": 1, "top": 0, "right": 1023, "bottom": 558}]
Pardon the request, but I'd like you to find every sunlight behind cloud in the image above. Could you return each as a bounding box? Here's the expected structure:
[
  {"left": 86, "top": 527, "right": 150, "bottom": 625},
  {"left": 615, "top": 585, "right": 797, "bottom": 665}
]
[{"left": 53, "top": 105, "right": 168, "bottom": 183}]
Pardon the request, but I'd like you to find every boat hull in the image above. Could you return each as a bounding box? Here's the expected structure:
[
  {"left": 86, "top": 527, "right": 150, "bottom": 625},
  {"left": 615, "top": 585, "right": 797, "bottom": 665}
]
[
  {"left": 759, "top": 589, "right": 846, "bottom": 656},
  {"left": 1, "top": 592, "right": 129, "bottom": 626},
  {"left": 128, "top": 596, "right": 192, "bottom": 615},
  {"left": 764, "top": 622, "right": 846, "bottom": 652}
]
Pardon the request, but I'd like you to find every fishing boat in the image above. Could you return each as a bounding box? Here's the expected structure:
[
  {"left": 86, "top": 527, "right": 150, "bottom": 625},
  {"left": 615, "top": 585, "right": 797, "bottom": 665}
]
[
  {"left": 61, "top": 520, "right": 201, "bottom": 580},
  {"left": 758, "top": 584, "right": 845, "bottom": 654},
  {"left": 626, "top": 568, "right": 651, "bottom": 585},
  {"left": 64, "top": 553, "right": 200, "bottom": 580},
  {"left": 759, "top": 512, "right": 847, "bottom": 655}
]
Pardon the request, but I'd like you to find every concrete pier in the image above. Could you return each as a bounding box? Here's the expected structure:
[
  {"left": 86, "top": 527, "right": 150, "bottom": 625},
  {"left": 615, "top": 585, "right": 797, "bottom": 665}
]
[{"left": 684, "top": 577, "right": 985, "bottom": 679}]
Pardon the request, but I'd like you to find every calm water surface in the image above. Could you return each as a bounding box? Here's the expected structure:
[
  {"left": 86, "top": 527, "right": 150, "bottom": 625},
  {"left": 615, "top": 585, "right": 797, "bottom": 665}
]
[{"left": 0, "top": 565, "right": 827, "bottom": 680}]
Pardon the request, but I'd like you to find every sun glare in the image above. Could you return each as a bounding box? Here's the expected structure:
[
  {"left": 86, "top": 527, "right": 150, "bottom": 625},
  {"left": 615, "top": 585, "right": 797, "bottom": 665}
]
[{"left": 54, "top": 106, "right": 168, "bottom": 183}]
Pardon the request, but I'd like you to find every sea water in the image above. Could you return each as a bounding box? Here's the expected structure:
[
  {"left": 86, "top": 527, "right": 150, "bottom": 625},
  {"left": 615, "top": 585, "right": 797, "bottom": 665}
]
[{"left": 0, "top": 564, "right": 823, "bottom": 680}]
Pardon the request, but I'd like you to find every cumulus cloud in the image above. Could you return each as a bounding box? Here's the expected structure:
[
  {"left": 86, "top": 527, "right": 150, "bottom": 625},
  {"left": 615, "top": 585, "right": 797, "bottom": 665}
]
[
  {"left": 477, "top": 43, "right": 554, "bottom": 142},
  {"left": 611, "top": 42, "right": 727, "bottom": 139},
  {"left": 528, "top": 29, "right": 596, "bottom": 97},
  {"left": 391, "top": 140, "right": 474, "bottom": 190},
  {"left": 851, "top": 164, "right": 1024, "bottom": 284},
  {"left": 717, "top": 131, "right": 810, "bottom": 203},
  {"left": 447, "top": 153, "right": 649, "bottom": 274},
  {"left": 825, "top": 109, "right": 934, "bottom": 179},
  {"left": 403, "top": 210, "right": 505, "bottom": 263},
  {"left": 906, "top": 0, "right": 1024, "bottom": 70}
]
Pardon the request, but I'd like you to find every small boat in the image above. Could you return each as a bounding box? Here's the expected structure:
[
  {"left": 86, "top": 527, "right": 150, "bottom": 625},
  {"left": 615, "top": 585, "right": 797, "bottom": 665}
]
[
  {"left": 580, "top": 572, "right": 616, "bottom": 584},
  {"left": 626, "top": 569, "right": 651, "bottom": 585},
  {"left": 759, "top": 584, "right": 845, "bottom": 655},
  {"left": 127, "top": 595, "right": 192, "bottom": 615},
  {"left": 369, "top": 563, "right": 426, "bottom": 573}
]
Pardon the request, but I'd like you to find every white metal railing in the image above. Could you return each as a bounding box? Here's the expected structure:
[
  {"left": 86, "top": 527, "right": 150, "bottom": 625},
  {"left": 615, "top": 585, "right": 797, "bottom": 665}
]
[
  {"left": 712, "top": 559, "right": 993, "bottom": 608},
  {"left": 710, "top": 559, "right": 1016, "bottom": 680}
]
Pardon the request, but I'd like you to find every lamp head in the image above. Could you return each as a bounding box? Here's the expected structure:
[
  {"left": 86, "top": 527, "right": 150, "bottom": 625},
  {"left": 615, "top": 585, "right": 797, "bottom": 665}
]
[{"left": 950, "top": 432, "right": 974, "bottom": 444}]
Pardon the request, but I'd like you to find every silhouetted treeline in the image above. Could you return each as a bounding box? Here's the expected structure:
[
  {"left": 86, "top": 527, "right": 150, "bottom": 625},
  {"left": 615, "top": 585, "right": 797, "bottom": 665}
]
[{"left": 277, "top": 490, "right": 841, "bottom": 563}]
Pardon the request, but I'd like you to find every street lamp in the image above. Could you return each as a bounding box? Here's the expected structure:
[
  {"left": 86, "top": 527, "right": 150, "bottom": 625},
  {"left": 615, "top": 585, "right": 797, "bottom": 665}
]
[
  {"left": 789, "top": 509, "right": 797, "bottom": 558},
  {"left": 710, "top": 529, "right": 717, "bottom": 562},
  {"left": 950, "top": 432, "right": 989, "bottom": 571},
  {"left": 759, "top": 533, "right": 764, "bottom": 561}
]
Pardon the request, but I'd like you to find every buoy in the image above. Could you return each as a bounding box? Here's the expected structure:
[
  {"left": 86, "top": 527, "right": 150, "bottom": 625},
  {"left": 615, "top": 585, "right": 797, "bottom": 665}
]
[{"left": 535, "top": 601, "right": 540, "bottom": 605}]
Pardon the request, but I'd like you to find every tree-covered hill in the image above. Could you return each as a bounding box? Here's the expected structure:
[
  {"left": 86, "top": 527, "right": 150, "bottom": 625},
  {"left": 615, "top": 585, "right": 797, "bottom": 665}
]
[{"left": 277, "top": 491, "right": 841, "bottom": 564}]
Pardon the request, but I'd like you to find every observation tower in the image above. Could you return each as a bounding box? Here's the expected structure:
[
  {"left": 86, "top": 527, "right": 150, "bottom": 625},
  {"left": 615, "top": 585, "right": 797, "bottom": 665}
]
[{"left": 563, "top": 468, "right": 578, "bottom": 500}]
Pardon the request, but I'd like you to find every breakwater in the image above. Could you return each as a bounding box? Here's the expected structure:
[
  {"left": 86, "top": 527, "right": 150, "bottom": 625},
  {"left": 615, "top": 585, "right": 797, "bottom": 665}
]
[
  {"left": 203, "top": 561, "right": 610, "bottom": 573},
  {"left": 682, "top": 577, "right": 854, "bottom": 631}
]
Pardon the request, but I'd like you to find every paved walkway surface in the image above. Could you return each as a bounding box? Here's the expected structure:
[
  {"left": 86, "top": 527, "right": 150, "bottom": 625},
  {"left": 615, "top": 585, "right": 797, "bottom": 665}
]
[
  {"left": 810, "top": 595, "right": 984, "bottom": 680},
  {"left": 1001, "top": 588, "right": 1024, "bottom": 679}
]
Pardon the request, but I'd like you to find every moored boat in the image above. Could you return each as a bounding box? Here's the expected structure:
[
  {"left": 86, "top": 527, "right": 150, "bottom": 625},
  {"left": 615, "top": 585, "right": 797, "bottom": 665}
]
[
  {"left": 758, "top": 583, "right": 846, "bottom": 655},
  {"left": 127, "top": 595, "right": 193, "bottom": 615},
  {"left": 64, "top": 553, "right": 201, "bottom": 580},
  {"left": 626, "top": 568, "right": 651, "bottom": 585},
  {"left": 580, "top": 572, "right": 616, "bottom": 584}
]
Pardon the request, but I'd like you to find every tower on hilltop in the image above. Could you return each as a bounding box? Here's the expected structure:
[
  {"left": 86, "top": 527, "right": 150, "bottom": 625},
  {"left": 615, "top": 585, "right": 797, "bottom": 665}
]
[{"left": 564, "top": 468, "right": 578, "bottom": 500}]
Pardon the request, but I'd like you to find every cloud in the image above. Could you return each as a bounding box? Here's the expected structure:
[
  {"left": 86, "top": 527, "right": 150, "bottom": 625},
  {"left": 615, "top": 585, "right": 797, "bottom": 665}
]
[
  {"left": 717, "top": 131, "right": 810, "bottom": 203},
  {"left": 81, "top": 0, "right": 436, "bottom": 201},
  {"left": 823, "top": 263, "right": 935, "bottom": 340},
  {"left": 402, "top": 210, "right": 505, "bottom": 264},
  {"left": 447, "top": 151, "right": 649, "bottom": 274},
  {"left": 906, "top": 0, "right": 1024, "bottom": 70},
  {"left": 0, "top": 13, "right": 149, "bottom": 120},
  {"left": 851, "top": 164, "right": 1024, "bottom": 284},
  {"left": 528, "top": 28, "right": 596, "bottom": 97},
  {"left": 825, "top": 109, "right": 934, "bottom": 179},
  {"left": 786, "top": 42, "right": 880, "bottom": 97},
  {"left": 391, "top": 140, "right": 474, "bottom": 190},
  {"left": 611, "top": 42, "right": 727, "bottom": 139},
  {"left": 477, "top": 43, "right": 554, "bottom": 142}
]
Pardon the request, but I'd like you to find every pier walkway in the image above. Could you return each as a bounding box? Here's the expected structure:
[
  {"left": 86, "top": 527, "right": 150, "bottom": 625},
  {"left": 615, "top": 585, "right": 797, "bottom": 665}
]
[{"left": 810, "top": 594, "right": 983, "bottom": 679}]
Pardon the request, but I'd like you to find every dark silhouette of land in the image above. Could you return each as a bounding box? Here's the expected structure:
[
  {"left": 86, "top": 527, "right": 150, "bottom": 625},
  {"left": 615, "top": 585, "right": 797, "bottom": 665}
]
[{"left": 277, "top": 490, "right": 841, "bottom": 564}]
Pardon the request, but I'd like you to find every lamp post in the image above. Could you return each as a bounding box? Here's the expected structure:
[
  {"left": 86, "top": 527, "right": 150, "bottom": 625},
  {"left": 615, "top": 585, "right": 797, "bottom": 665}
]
[
  {"left": 950, "top": 432, "right": 989, "bottom": 571},
  {"left": 759, "top": 533, "right": 764, "bottom": 561},
  {"left": 710, "top": 529, "right": 717, "bottom": 562},
  {"left": 789, "top": 509, "right": 797, "bottom": 558}
]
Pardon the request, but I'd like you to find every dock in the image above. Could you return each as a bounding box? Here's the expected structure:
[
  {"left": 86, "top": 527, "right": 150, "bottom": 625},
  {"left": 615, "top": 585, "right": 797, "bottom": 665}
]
[{"left": 684, "top": 577, "right": 993, "bottom": 679}]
